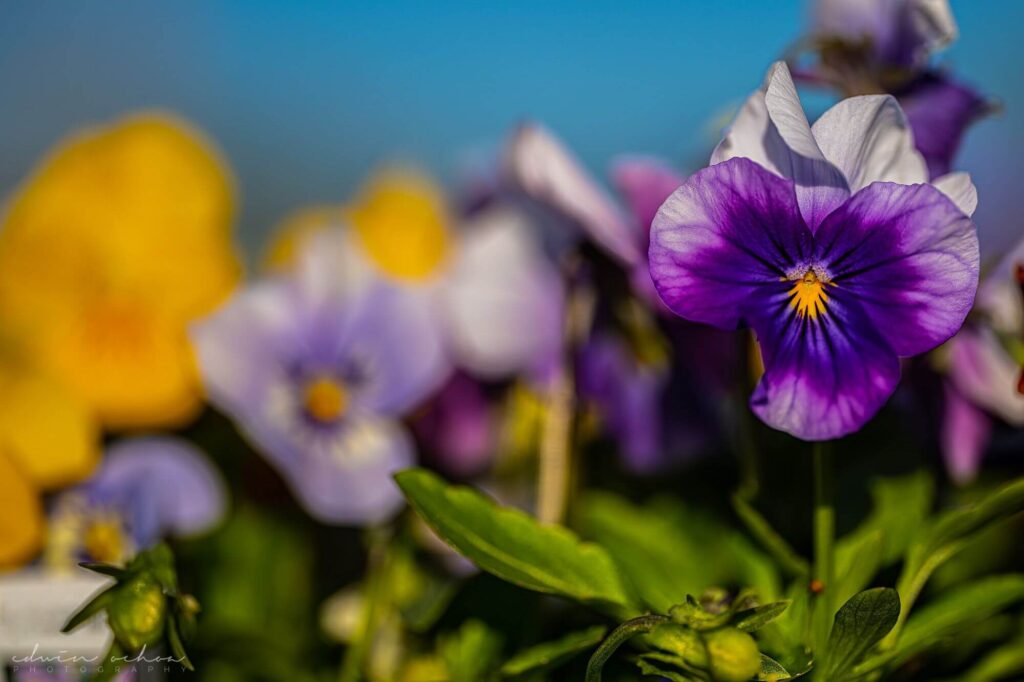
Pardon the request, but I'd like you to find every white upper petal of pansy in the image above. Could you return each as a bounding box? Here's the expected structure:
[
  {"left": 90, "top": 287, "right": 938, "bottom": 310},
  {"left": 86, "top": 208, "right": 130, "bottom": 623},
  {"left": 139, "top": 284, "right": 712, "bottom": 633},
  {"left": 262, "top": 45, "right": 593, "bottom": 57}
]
[
  {"left": 711, "top": 62, "right": 976, "bottom": 219},
  {"left": 442, "top": 205, "right": 564, "bottom": 381},
  {"left": 504, "top": 123, "right": 642, "bottom": 267}
]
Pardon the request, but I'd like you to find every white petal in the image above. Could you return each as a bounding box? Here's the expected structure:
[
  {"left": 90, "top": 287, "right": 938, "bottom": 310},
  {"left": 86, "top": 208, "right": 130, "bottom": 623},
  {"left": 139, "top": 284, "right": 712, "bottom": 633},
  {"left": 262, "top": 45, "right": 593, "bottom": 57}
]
[
  {"left": 909, "top": 0, "right": 958, "bottom": 57},
  {"left": 504, "top": 123, "right": 641, "bottom": 266},
  {"left": 978, "top": 236, "right": 1024, "bottom": 333},
  {"left": 931, "top": 172, "right": 978, "bottom": 216},
  {"left": 443, "top": 205, "right": 564, "bottom": 380},
  {"left": 812, "top": 95, "right": 929, "bottom": 191}
]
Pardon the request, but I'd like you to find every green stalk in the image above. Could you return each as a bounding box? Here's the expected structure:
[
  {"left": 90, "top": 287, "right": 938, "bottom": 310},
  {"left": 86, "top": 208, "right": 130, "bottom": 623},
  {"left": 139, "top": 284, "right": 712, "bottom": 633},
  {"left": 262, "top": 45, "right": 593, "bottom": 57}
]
[
  {"left": 339, "top": 530, "right": 390, "bottom": 682},
  {"left": 812, "top": 441, "right": 836, "bottom": 675},
  {"left": 585, "top": 614, "right": 670, "bottom": 682}
]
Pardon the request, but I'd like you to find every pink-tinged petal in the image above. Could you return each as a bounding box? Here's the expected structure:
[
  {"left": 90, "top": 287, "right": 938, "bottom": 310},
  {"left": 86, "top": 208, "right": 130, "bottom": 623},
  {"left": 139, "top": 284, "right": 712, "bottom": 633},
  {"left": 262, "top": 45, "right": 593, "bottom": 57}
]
[
  {"left": 610, "top": 156, "right": 686, "bottom": 241},
  {"left": 811, "top": 95, "right": 929, "bottom": 191},
  {"left": 941, "top": 383, "right": 992, "bottom": 484},
  {"left": 814, "top": 182, "right": 979, "bottom": 356},
  {"left": 649, "top": 157, "right": 813, "bottom": 330},
  {"left": 948, "top": 327, "right": 1024, "bottom": 426},
  {"left": 712, "top": 62, "right": 849, "bottom": 229},
  {"left": 977, "top": 236, "right": 1024, "bottom": 334},
  {"left": 898, "top": 73, "right": 989, "bottom": 178},
  {"left": 931, "top": 172, "right": 978, "bottom": 216},
  {"left": 750, "top": 288, "right": 900, "bottom": 440},
  {"left": 442, "top": 205, "right": 564, "bottom": 380},
  {"left": 503, "top": 123, "right": 641, "bottom": 266}
]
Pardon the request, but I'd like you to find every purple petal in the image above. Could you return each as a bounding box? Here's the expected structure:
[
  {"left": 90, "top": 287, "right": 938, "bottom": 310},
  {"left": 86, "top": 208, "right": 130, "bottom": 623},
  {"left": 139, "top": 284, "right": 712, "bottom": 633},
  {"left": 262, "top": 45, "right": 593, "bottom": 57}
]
[
  {"left": 814, "top": 0, "right": 957, "bottom": 67},
  {"left": 814, "top": 182, "right": 979, "bottom": 357},
  {"left": 941, "top": 383, "right": 991, "bottom": 484},
  {"left": 89, "top": 437, "right": 226, "bottom": 545},
  {"left": 413, "top": 373, "right": 496, "bottom": 478},
  {"left": 649, "top": 157, "right": 813, "bottom": 330},
  {"left": 898, "top": 73, "right": 989, "bottom": 178},
  {"left": 749, "top": 288, "right": 900, "bottom": 440}
]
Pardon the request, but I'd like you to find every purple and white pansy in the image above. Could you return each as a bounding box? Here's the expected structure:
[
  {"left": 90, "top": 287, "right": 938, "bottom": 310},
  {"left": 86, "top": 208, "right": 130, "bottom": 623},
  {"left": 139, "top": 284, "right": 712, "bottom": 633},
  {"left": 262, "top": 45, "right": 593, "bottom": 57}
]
[
  {"left": 192, "top": 231, "right": 449, "bottom": 524},
  {"left": 649, "top": 62, "right": 980, "bottom": 441}
]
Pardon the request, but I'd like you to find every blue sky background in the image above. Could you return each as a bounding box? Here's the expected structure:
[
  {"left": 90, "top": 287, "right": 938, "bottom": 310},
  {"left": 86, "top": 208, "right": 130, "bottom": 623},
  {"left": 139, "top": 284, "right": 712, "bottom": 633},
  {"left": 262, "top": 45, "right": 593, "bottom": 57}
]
[{"left": 1, "top": 1, "right": 1021, "bottom": 257}]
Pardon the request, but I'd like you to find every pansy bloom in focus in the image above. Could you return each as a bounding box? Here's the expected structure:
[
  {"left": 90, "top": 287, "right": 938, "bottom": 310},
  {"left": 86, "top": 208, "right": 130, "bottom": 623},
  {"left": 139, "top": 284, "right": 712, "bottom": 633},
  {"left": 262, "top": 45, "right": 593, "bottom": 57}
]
[
  {"left": 0, "top": 113, "right": 241, "bottom": 428},
  {"left": 47, "top": 437, "right": 226, "bottom": 567},
  {"left": 193, "top": 231, "right": 448, "bottom": 524},
  {"left": 649, "top": 62, "right": 979, "bottom": 440}
]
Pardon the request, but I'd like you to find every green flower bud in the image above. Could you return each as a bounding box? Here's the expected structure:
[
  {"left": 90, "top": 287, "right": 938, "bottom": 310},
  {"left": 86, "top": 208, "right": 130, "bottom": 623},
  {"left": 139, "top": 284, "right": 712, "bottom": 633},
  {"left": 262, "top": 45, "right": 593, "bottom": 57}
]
[
  {"left": 702, "top": 627, "right": 761, "bottom": 682},
  {"left": 108, "top": 574, "right": 167, "bottom": 651}
]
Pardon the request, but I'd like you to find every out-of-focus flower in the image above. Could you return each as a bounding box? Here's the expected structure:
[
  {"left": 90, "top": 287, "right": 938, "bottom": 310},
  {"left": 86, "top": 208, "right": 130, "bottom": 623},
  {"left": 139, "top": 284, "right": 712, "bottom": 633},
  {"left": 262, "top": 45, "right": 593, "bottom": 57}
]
[
  {"left": 412, "top": 372, "right": 496, "bottom": 478},
  {"left": 0, "top": 113, "right": 241, "bottom": 429},
  {"left": 650, "top": 62, "right": 979, "bottom": 440},
  {"left": 192, "top": 230, "right": 448, "bottom": 524},
  {"left": 268, "top": 170, "right": 564, "bottom": 383},
  {"left": 802, "top": 0, "right": 991, "bottom": 178},
  {"left": 940, "top": 239, "right": 1024, "bottom": 481},
  {"left": 0, "top": 359, "right": 100, "bottom": 568},
  {"left": 46, "top": 437, "right": 226, "bottom": 567}
]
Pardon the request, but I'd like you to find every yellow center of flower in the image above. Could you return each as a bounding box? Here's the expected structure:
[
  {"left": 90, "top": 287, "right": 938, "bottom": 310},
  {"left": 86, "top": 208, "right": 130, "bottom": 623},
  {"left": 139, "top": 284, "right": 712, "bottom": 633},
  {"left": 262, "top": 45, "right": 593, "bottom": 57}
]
[
  {"left": 348, "top": 171, "right": 451, "bottom": 282},
  {"left": 303, "top": 377, "right": 349, "bottom": 423},
  {"left": 787, "top": 270, "right": 831, "bottom": 320},
  {"left": 83, "top": 518, "right": 125, "bottom": 564}
]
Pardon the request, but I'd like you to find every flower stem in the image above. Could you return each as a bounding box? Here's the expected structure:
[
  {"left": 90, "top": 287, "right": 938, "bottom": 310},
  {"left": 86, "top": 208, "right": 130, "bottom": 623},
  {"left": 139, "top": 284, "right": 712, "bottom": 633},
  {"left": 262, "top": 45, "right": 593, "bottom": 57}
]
[
  {"left": 537, "top": 363, "right": 575, "bottom": 524},
  {"left": 812, "top": 440, "right": 835, "bottom": 672},
  {"left": 339, "top": 529, "right": 390, "bottom": 682},
  {"left": 585, "top": 614, "right": 670, "bottom": 682}
]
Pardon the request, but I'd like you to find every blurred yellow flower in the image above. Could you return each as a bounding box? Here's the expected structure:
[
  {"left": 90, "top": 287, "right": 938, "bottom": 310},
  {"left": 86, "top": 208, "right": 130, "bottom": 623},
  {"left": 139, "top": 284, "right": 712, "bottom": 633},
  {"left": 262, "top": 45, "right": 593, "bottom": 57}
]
[
  {"left": 0, "top": 358, "right": 100, "bottom": 569},
  {"left": 266, "top": 168, "right": 450, "bottom": 282},
  {"left": 0, "top": 113, "right": 242, "bottom": 428}
]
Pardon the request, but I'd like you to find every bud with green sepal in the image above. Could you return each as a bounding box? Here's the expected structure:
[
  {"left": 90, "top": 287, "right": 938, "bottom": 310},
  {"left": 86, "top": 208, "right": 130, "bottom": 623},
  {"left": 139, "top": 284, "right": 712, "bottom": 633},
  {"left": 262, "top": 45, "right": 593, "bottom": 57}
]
[{"left": 62, "top": 543, "right": 200, "bottom": 680}]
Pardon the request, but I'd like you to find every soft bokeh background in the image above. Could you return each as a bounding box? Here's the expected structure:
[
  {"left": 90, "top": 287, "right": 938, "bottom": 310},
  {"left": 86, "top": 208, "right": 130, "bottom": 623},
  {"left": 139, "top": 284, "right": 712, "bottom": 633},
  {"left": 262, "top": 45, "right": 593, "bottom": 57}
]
[{"left": 1, "top": 0, "right": 1021, "bottom": 256}]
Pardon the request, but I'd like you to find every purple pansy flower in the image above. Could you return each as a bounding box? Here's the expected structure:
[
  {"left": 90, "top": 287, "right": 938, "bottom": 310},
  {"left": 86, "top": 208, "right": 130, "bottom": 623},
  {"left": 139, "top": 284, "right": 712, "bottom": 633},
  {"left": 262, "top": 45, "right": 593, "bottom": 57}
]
[
  {"left": 47, "top": 438, "right": 226, "bottom": 566},
  {"left": 192, "top": 230, "right": 449, "bottom": 524},
  {"left": 650, "top": 62, "right": 979, "bottom": 441},
  {"left": 412, "top": 372, "right": 496, "bottom": 479},
  {"left": 941, "top": 238, "right": 1024, "bottom": 481}
]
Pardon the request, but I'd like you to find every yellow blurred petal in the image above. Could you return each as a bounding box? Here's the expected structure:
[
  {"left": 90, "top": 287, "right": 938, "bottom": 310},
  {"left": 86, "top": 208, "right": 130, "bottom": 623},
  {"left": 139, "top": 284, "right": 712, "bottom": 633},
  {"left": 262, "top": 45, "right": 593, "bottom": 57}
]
[
  {"left": 43, "top": 302, "right": 204, "bottom": 429},
  {"left": 0, "top": 365, "right": 99, "bottom": 489},
  {"left": 348, "top": 168, "right": 451, "bottom": 282},
  {"left": 0, "top": 111, "right": 241, "bottom": 429},
  {"left": 0, "top": 453, "right": 44, "bottom": 569},
  {"left": 263, "top": 205, "right": 343, "bottom": 272}
]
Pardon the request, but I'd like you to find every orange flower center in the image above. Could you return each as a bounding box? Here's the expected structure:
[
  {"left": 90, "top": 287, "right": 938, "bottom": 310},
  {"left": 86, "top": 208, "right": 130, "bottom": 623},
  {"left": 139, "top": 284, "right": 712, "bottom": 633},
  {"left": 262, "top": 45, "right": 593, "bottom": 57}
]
[
  {"left": 303, "top": 377, "right": 348, "bottom": 423},
  {"left": 787, "top": 269, "right": 831, "bottom": 320}
]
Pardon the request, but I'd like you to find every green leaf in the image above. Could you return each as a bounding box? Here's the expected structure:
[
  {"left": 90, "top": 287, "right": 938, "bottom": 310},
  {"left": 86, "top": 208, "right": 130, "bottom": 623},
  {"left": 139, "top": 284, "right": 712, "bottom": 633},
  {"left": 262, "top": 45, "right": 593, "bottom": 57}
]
[
  {"left": 757, "top": 653, "right": 791, "bottom": 681},
  {"left": 735, "top": 601, "right": 792, "bottom": 632},
  {"left": 580, "top": 492, "right": 780, "bottom": 612},
  {"left": 893, "top": 477, "right": 1024, "bottom": 639},
  {"left": 832, "top": 530, "right": 884, "bottom": 614},
  {"left": 396, "top": 469, "right": 634, "bottom": 610},
  {"left": 580, "top": 492, "right": 716, "bottom": 611},
  {"left": 440, "top": 619, "right": 504, "bottom": 682},
  {"left": 838, "top": 472, "right": 933, "bottom": 567},
  {"left": 62, "top": 585, "right": 116, "bottom": 633},
  {"left": 79, "top": 562, "right": 128, "bottom": 579},
  {"left": 961, "top": 633, "right": 1024, "bottom": 682},
  {"left": 895, "top": 575, "right": 1024, "bottom": 664},
  {"left": 500, "top": 625, "right": 606, "bottom": 678},
  {"left": 585, "top": 615, "right": 671, "bottom": 682},
  {"left": 822, "top": 588, "right": 900, "bottom": 679}
]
